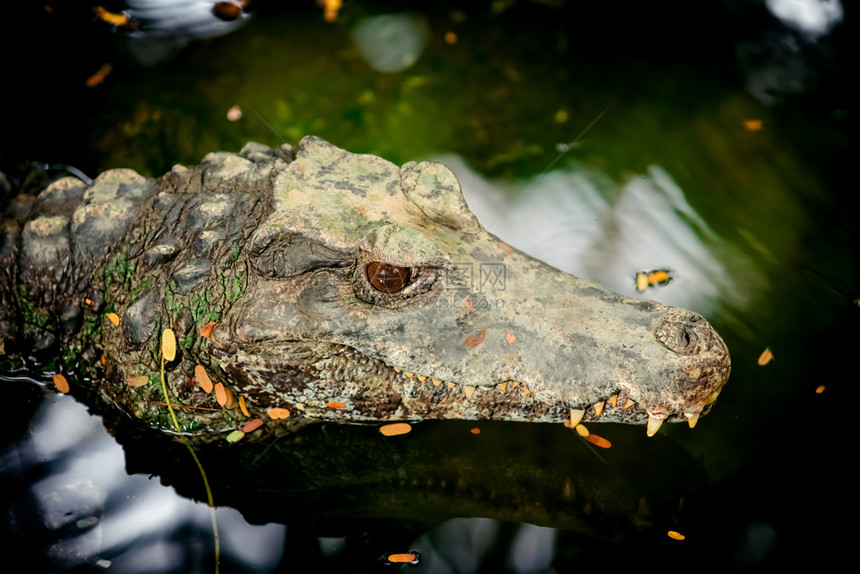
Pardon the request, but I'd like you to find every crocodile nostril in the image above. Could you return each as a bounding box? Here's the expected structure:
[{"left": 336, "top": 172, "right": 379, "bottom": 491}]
[{"left": 655, "top": 309, "right": 708, "bottom": 356}]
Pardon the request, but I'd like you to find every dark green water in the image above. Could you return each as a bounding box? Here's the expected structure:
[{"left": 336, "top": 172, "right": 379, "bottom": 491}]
[{"left": 1, "top": 1, "right": 856, "bottom": 571}]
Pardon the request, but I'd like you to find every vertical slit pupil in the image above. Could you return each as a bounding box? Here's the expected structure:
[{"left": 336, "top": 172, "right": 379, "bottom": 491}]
[{"left": 367, "top": 261, "right": 412, "bottom": 293}]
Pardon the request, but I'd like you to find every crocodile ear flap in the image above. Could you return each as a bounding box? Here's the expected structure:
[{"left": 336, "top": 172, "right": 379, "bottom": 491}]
[{"left": 400, "top": 161, "right": 483, "bottom": 233}]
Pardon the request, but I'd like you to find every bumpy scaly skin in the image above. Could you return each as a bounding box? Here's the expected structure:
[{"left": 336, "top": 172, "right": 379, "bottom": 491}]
[{"left": 0, "top": 137, "right": 730, "bottom": 439}]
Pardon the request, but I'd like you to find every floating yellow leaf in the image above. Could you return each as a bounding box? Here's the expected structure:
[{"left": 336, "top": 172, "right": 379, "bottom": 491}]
[
  {"left": 200, "top": 321, "right": 216, "bottom": 338},
  {"left": 583, "top": 433, "right": 612, "bottom": 448},
  {"left": 575, "top": 424, "right": 589, "bottom": 437},
  {"left": 161, "top": 329, "right": 177, "bottom": 362},
  {"left": 757, "top": 347, "right": 773, "bottom": 366},
  {"left": 226, "top": 430, "right": 245, "bottom": 443},
  {"left": 470, "top": 427, "right": 481, "bottom": 435},
  {"left": 194, "top": 365, "right": 214, "bottom": 393},
  {"left": 268, "top": 407, "right": 290, "bottom": 420},
  {"left": 815, "top": 385, "right": 826, "bottom": 394},
  {"left": 667, "top": 530, "right": 686, "bottom": 540},
  {"left": 326, "top": 401, "right": 347, "bottom": 409},
  {"left": 214, "top": 383, "right": 227, "bottom": 406},
  {"left": 126, "top": 375, "right": 149, "bottom": 387},
  {"left": 53, "top": 373, "right": 70, "bottom": 394},
  {"left": 383, "top": 552, "right": 420, "bottom": 565},
  {"left": 242, "top": 419, "right": 263, "bottom": 433},
  {"left": 106, "top": 312, "right": 119, "bottom": 326},
  {"left": 379, "top": 423, "right": 412, "bottom": 436},
  {"left": 239, "top": 395, "right": 250, "bottom": 417},
  {"left": 742, "top": 119, "right": 764, "bottom": 132}
]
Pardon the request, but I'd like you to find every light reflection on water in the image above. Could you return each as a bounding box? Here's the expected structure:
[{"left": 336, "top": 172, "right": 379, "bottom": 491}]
[
  {"left": 1, "top": 389, "right": 285, "bottom": 573},
  {"left": 447, "top": 155, "right": 767, "bottom": 320}
]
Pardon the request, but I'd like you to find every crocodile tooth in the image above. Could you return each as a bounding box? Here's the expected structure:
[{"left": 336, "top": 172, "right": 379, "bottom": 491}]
[
  {"left": 447, "top": 382, "right": 455, "bottom": 389},
  {"left": 608, "top": 394, "right": 618, "bottom": 408},
  {"left": 685, "top": 409, "right": 701, "bottom": 428},
  {"left": 393, "top": 368, "right": 402, "bottom": 373},
  {"left": 706, "top": 389, "right": 721, "bottom": 404},
  {"left": 416, "top": 375, "right": 427, "bottom": 382},
  {"left": 593, "top": 400, "right": 605, "bottom": 417},
  {"left": 569, "top": 408, "right": 585, "bottom": 427},
  {"left": 464, "top": 385, "right": 476, "bottom": 398},
  {"left": 498, "top": 382, "right": 508, "bottom": 392},
  {"left": 623, "top": 398, "right": 635, "bottom": 409},
  {"left": 404, "top": 372, "right": 414, "bottom": 378},
  {"left": 432, "top": 379, "right": 442, "bottom": 386},
  {"left": 646, "top": 414, "right": 665, "bottom": 437}
]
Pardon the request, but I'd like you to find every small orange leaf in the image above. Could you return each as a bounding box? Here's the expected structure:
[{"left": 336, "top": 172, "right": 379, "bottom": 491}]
[
  {"left": 222, "top": 385, "right": 234, "bottom": 407},
  {"left": 815, "top": 385, "right": 826, "bottom": 394},
  {"left": 268, "top": 407, "right": 291, "bottom": 420},
  {"left": 470, "top": 427, "right": 481, "bottom": 435},
  {"left": 84, "top": 62, "right": 112, "bottom": 88},
  {"left": 326, "top": 401, "right": 347, "bottom": 409},
  {"left": 583, "top": 433, "right": 612, "bottom": 448},
  {"left": 379, "top": 423, "right": 412, "bottom": 436},
  {"left": 463, "top": 330, "right": 486, "bottom": 348},
  {"left": 214, "top": 382, "right": 227, "bottom": 406},
  {"left": 574, "top": 424, "right": 589, "bottom": 437},
  {"left": 383, "top": 553, "right": 419, "bottom": 564},
  {"left": 194, "top": 365, "right": 214, "bottom": 393},
  {"left": 757, "top": 347, "right": 773, "bottom": 366},
  {"left": 742, "top": 119, "right": 764, "bottom": 132},
  {"left": 200, "top": 321, "right": 216, "bottom": 338},
  {"left": 106, "top": 312, "right": 120, "bottom": 326},
  {"left": 239, "top": 395, "right": 250, "bottom": 416},
  {"left": 667, "top": 530, "right": 686, "bottom": 540},
  {"left": 53, "top": 373, "right": 70, "bottom": 394},
  {"left": 242, "top": 418, "right": 263, "bottom": 433},
  {"left": 126, "top": 375, "right": 149, "bottom": 387}
]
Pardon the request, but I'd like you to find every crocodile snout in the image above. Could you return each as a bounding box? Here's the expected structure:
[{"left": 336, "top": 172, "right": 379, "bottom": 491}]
[{"left": 652, "top": 308, "right": 731, "bottom": 428}]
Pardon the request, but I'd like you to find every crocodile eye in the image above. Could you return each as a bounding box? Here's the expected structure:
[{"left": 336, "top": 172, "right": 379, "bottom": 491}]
[{"left": 366, "top": 261, "right": 413, "bottom": 293}]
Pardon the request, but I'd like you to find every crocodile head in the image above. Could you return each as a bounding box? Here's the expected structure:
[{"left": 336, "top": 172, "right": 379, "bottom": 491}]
[{"left": 208, "top": 137, "right": 730, "bottom": 435}]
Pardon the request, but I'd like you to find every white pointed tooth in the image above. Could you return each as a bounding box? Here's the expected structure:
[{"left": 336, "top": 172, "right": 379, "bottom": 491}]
[
  {"left": 593, "top": 400, "right": 605, "bottom": 417},
  {"left": 685, "top": 411, "right": 700, "bottom": 428},
  {"left": 569, "top": 408, "right": 585, "bottom": 427},
  {"left": 464, "top": 385, "right": 476, "bottom": 398},
  {"left": 646, "top": 414, "right": 666, "bottom": 437}
]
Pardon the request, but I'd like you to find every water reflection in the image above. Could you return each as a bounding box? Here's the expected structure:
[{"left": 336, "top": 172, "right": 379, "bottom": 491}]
[
  {"left": 1, "top": 387, "right": 284, "bottom": 573},
  {"left": 350, "top": 13, "right": 431, "bottom": 73},
  {"left": 443, "top": 155, "right": 766, "bottom": 319}
]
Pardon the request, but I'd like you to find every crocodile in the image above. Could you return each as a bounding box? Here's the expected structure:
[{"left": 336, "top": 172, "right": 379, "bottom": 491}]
[{"left": 0, "top": 136, "right": 730, "bottom": 440}]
